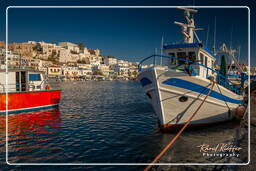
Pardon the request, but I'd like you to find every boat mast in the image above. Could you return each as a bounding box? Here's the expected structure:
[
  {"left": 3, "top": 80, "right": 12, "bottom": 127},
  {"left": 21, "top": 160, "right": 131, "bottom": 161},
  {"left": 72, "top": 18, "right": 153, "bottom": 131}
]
[
  {"left": 160, "top": 35, "right": 164, "bottom": 65},
  {"left": 206, "top": 24, "right": 210, "bottom": 47},
  {"left": 213, "top": 16, "right": 216, "bottom": 55},
  {"left": 238, "top": 46, "right": 241, "bottom": 64},
  {"left": 174, "top": 8, "right": 202, "bottom": 43}
]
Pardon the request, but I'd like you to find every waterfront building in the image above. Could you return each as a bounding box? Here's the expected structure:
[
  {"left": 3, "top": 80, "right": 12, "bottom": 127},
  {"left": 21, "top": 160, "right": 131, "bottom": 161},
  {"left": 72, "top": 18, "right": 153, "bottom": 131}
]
[
  {"left": 0, "top": 49, "right": 22, "bottom": 67},
  {"left": 79, "top": 68, "right": 93, "bottom": 80},
  {"left": 98, "top": 64, "right": 111, "bottom": 77},
  {"left": 39, "top": 42, "right": 60, "bottom": 60},
  {"left": 9, "top": 42, "right": 36, "bottom": 59},
  {"left": 113, "top": 60, "right": 129, "bottom": 77},
  {"left": 47, "top": 65, "right": 62, "bottom": 78},
  {"left": 59, "top": 42, "right": 80, "bottom": 54},
  {"left": 88, "top": 49, "right": 100, "bottom": 56},
  {"left": 0, "top": 40, "right": 140, "bottom": 81},
  {"left": 0, "top": 49, "right": 5, "bottom": 66},
  {"left": 62, "top": 66, "right": 80, "bottom": 80},
  {"left": 70, "top": 53, "right": 80, "bottom": 63},
  {"left": 77, "top": 63, "right": 92, "bottom": 70},
  {"left": 59, "top": 48, "right": 71, "bottom": 63},
  {"left": 89, "top": 55, "right": 103, "bottom": 65},
  {"left": 29, "top": 58, "right": 41, "bottom": 70},
  {"left": 104, "top": 56, "right": 117, "bottom": 65}
]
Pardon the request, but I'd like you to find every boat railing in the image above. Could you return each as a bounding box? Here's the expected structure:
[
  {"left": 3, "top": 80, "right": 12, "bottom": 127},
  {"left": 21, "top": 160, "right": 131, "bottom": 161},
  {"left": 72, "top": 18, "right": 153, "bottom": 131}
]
[
  {"left": 1, "top": 83, "right": 45, "bottom": 92},
  {"left": 0, "top": 78, "right": 59, "bottom": 93},
  {"left": 138, "top": 54, "right": 243, "bottom": 95}
]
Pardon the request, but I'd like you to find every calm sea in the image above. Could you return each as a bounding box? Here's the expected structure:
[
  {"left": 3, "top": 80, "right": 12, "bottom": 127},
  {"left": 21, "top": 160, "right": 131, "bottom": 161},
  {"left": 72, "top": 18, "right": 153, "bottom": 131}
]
[{"left": 0, "top": 81, "right": 242, "bottom": 170}]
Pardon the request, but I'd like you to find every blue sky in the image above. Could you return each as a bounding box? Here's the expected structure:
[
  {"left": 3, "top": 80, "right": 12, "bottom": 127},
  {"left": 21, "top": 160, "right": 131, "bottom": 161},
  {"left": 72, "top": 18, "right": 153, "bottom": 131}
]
[{"left": 0, "top": 0, "right": 255, "bottom": 66}]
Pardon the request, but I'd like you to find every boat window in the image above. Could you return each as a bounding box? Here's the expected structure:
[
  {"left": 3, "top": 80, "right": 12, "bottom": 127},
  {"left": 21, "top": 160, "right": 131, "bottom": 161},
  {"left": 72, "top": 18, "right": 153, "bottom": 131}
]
[
  {"left": 168, "top": 53, "right": 175, "bottom": 64},
  {"left": 204, "top": 56, "right": 208, "bottom": 66},
  {"left": 29, "top": 74, "right": 41, "bottom": 81},
  {"left": 16, "top": 72, "right": 20, "bottom": 91},
  {"left": 177, "top": 52, "right": 186, "bottom": 58},
  {"left": 200, "top": 53, "right": 204, "bottom": 64},
  {"left": 177, "top": 52, "right": 186, "bottom": 65},
  {"left": 188, "top": 51, "right": 196, "bottom": 62},
  {"left": 21, "top": 71, "right": 26, "bottom": 91}
]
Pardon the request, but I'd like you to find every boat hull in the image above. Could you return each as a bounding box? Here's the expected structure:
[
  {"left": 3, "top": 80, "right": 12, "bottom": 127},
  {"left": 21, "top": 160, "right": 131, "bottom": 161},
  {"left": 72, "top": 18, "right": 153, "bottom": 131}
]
[
  {"left": 0, "top": 90, "right": 61, "bottom": 114},
  {"left": 138, "top": 67, "right": 243, "bottom": 131}
]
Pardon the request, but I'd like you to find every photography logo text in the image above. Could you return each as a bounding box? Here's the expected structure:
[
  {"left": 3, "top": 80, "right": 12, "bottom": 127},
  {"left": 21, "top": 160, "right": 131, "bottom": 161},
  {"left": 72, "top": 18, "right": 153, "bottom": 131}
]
[{"left": 197, "top": 143, "right": 242, "bottom": 158}]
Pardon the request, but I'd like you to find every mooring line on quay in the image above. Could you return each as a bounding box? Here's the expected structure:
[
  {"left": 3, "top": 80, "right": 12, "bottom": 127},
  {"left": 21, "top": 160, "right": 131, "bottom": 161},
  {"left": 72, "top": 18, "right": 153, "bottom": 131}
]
[{"left": 144, "top": 80, "right": 216, "bottom": 171}]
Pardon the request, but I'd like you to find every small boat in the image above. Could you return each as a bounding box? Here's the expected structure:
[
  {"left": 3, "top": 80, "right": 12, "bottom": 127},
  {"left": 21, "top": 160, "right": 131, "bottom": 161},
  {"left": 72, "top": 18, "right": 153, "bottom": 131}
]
[
  {"left": 0, "top": 69, "right": 61, "bottom": 114},
  {"left": 137, "top": 8, "right": 245, "bottom": 131}
]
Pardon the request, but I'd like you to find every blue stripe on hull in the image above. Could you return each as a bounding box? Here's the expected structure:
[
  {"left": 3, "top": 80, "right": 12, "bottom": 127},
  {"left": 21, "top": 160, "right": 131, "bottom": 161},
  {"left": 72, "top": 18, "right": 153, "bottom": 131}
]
[
  {"left": 0, "top": 104, "right": 59, "bottom": 115},
  {"left": 162, "top": 78, "right": 243, "bottom": 104}
]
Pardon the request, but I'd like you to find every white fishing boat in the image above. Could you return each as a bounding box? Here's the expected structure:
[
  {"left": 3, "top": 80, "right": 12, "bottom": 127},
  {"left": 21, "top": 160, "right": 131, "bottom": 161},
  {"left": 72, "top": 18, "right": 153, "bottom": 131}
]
[{"left": 138, "top": 8, "right": 245, "bottom": 131}]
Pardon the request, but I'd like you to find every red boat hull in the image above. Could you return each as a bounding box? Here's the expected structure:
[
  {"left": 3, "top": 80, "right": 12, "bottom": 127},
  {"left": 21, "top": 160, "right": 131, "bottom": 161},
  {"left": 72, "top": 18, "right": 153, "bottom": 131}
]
[{"left": 0, "top": 90, "right": 61, "bottom": 114}]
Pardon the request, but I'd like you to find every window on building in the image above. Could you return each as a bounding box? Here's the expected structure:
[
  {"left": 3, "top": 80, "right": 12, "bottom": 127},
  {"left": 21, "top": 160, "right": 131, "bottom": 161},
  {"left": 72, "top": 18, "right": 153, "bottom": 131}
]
[{"left": 204, "top": 56, "right": 208, "bottom": 66}]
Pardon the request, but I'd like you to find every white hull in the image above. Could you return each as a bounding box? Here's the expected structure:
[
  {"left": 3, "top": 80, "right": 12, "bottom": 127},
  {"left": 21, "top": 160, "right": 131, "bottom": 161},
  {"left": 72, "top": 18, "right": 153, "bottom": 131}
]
[{"left": 138, "top": 67, "right": 243, "bottom": 129}]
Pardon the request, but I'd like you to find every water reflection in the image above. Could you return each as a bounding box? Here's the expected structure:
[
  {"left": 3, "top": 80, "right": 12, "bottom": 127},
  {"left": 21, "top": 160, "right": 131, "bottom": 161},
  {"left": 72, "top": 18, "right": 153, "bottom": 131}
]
[{"left": 0, "top": 108, "right": 61, "bottom": 163}]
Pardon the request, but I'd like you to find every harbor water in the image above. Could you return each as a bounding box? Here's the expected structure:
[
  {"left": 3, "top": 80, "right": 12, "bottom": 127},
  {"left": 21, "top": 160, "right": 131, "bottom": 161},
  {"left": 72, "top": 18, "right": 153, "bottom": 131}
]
[{"left": 0, "top": 81, "right": 245, "bottom": 170}]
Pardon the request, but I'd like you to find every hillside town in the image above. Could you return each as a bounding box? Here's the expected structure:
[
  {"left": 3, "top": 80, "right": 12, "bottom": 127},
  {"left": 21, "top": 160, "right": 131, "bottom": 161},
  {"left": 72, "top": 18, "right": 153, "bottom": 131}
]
[{"left": 0, "top": 41, "right": 139, "bottom": 81}]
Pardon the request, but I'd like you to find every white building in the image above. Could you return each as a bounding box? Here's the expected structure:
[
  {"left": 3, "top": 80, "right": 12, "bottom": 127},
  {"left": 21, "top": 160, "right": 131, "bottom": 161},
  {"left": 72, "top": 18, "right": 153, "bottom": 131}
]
[
  {"left": 104, "top": 57, "right": 117, "bottom": 65},
  {"left": 113, "top": 60, "right": 129, "bottom": 76},
  {"left": 59, "top": 42, "right": 80, "bottom": 54}
]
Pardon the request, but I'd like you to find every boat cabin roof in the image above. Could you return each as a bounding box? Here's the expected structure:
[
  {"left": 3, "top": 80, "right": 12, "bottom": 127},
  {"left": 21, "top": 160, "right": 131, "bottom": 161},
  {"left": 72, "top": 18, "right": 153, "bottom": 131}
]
[{"left": 163, "top": 42, "right": 218, "bottom": 60}]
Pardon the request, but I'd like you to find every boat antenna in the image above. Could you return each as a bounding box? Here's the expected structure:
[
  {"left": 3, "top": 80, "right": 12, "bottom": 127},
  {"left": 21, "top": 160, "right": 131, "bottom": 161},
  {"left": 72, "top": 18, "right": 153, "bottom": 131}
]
[
  {"left": 238, "top": 46, "right": 241, "bottom": 64},
  {"left": 154, "top": 48, "right": 157, "bottom": 65},
  {"left": 174, "top": 8, "right": 203, "bottom": 43},
  {"left": 230, "top": 25, "right": 233, "bottom": 51},
  {"left": 213, "top": 16, "right": 216, "bottom": 55},
  {"left": 160, "top": 34, "right": 164, "bottom": 65},
  {"left": 206, "top": 24, "right": 210, "bottom": 47}
]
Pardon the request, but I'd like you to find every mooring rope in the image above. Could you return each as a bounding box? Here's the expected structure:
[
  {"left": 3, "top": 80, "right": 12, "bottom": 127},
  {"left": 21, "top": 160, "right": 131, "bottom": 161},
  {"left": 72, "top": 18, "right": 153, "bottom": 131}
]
[
  {"left": 144, "top": 80, "right": 215, "bottom": 171},
  {"left": 215, "top": 83, "right": 231, "bottom": 111}
]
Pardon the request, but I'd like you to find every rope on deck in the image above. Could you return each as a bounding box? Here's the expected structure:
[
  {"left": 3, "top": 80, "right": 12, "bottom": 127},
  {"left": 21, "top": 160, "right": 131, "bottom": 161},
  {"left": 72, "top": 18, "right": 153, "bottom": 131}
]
[{"left": 144, "top": 80, "right": 215, "bottom": 171}]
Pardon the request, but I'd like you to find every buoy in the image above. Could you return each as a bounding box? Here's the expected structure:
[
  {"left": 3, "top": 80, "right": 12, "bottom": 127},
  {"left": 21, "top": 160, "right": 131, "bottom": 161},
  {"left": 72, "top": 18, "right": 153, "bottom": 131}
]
[{"left": 234, "top": 105, "right": 246, "bottom": 118}]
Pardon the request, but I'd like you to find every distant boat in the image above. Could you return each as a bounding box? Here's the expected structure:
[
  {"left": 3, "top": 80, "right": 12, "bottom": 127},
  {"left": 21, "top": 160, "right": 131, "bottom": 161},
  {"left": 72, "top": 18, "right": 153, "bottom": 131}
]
[
  {"left": 137, "top": 8, "right": 245, "bottom": 132},
  {"left": 0, "top": 68, "right": 61, "bottom": 114}
]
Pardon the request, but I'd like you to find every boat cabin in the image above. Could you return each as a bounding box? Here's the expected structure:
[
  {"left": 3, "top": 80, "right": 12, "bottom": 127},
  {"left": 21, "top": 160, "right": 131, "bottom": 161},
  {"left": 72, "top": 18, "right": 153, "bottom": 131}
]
[
  {"left": 163, "top": 43, "right": 217, "bottom": 79},
  {"left": 0, "top": 69, "right": 46, "bottom": 93}
]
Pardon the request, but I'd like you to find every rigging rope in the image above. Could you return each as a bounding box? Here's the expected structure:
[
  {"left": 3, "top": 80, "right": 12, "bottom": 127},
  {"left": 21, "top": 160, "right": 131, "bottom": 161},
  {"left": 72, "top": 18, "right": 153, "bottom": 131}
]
[{"left": 215, "top": 83, "right": 231, "bottom": 111}]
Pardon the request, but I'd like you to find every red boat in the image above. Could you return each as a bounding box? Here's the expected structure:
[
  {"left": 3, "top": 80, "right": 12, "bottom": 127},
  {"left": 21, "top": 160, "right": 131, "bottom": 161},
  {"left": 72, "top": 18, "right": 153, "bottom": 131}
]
[{"left": 0, "top": 69, "right": 61, "bottom": 114}]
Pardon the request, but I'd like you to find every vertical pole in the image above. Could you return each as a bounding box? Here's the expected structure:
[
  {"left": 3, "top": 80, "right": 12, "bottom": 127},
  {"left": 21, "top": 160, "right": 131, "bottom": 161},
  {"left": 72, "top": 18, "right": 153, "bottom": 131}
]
[
  {"left": 206, "top": 68, "right": 208, "bottom": 78},
  {"left": 154, "top": 48, "right": 157, "bottom": 66},
  {"left": 238, "top": 46, "right": 241, "bottom": 64},
  {"left": 213, "top": 16, "right": 216, "bottom": 55},
  {"left": 206, "top": 24, "right": 209, "bottom": 47},
  {"left": 160, "top": 35, "right": 164, "bottom": 66}
]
